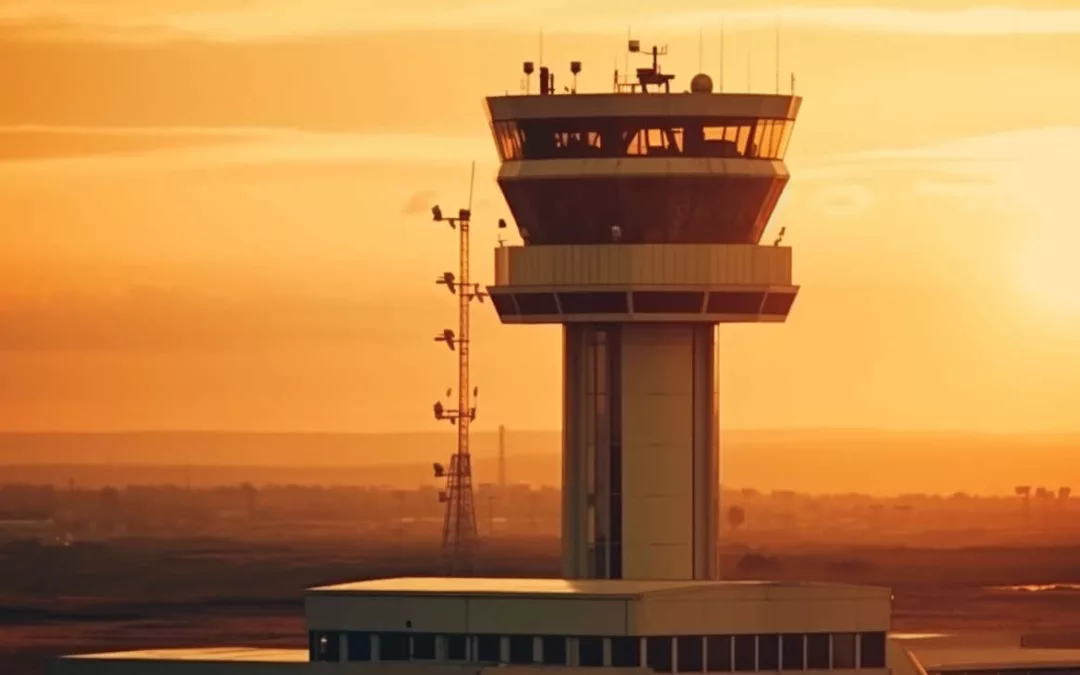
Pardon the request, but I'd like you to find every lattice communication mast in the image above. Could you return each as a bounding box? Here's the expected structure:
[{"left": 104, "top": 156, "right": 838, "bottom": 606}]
[{"left": 428, "top": 180, "right": 488, "bottom": 575}]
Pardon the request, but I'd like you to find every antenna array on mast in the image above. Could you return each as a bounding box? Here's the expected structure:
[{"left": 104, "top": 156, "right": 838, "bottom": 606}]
[{"left": 427, "top": 162, "right": 486, "bottom": 575}]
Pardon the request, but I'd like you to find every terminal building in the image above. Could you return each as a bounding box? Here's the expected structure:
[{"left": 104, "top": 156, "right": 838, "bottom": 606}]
[
  {"left": 51, "top": 45, "right": 1080, "bottom": 675},
  {"left": 54, "top": 578, "right": 1080, "bottom": 675}
]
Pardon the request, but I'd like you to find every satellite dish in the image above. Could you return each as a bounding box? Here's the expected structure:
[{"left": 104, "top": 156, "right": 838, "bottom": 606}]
[{"left": 690, "top": 73, "right": 714, "bottom": 93}]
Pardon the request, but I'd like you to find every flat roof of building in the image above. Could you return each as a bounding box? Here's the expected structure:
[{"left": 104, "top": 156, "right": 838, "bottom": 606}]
[
  {"left": 308, "top": 577, "right": 886, "bottom": 598},
  {"left": 64, "top": 647, "right": 307, "bottom": 663}
]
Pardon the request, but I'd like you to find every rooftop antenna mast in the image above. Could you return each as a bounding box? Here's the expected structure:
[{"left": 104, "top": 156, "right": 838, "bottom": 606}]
[
  {"left": 698, "top": 26, "right": 704, "bottom": 72},
  {"left": 626, "top": 39, "right": 673, "bottom": 93},
  {"left": 719, "top": 20, "right": 725, "bottom": 93},
  {"left": 775, "top": 15, "right": 781, "bottom": 95},
  {"left": 429, "top": 161, "right": 486, "bottom": 576},
  {"left": 747, "top": 49, "right": 751, "bottom": 92}
]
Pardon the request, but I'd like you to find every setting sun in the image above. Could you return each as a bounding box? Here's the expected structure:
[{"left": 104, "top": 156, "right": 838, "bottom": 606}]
[
  {"left": 995, "top": 136, "right": 1080, "bottom": 321},
  {"left": 1017, "top": 226, "right": 1080, "bottom": 320}
]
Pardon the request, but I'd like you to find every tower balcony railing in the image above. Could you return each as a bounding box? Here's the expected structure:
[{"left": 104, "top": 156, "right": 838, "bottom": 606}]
[{"left": 493, "top": 243, "right": 792, "bottom": 288}]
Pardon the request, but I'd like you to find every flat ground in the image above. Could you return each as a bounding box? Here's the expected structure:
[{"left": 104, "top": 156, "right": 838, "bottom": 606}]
[{"left": 4, "top": 536, "right": 1080, "bottom": 674}]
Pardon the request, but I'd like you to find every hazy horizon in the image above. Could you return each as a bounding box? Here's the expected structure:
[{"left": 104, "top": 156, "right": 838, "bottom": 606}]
[
  {"left": 1, "top": 427, "right": 1078, "bottom": 437},
  {"left": 2, "top": 428, "right": 1077, "bottom": 494}
]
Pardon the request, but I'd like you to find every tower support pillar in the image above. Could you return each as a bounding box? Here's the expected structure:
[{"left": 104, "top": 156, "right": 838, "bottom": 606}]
[{"left": 562, "top": 323, "right": 719, "bottom": 580}]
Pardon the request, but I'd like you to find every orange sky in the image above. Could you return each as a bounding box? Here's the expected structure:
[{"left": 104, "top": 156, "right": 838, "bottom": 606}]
[{"left": 1, "top": 0, "right": 1078, "bottom": 433}]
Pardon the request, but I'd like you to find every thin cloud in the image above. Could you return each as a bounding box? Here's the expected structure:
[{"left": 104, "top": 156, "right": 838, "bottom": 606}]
[
  {"left": 0, "top": 126, "right": 497, "bottom": 175},
  {"left": 0, "top": 285, "right": 426, "bottom": 351},
  {"left": 627, "top": 7, "right": 1080, "bottom": 37},
  {"left": 797, "top": 126, "right": 1080, "bottom": 183},
  {"left": 0, "top": 125, "right": 260, "bottom": 161},
  {"left": 6, "top": 124, "right": 1078, "bottom": 197},
  {"left": 826, "top": 126, "right": 1080, "bottom": 162},
  {"left": 5, "top": 3, "right": 1080, "bottom": 41},
  {"left": 790, "top": 126, "right": 1080, "bottom": 248}
]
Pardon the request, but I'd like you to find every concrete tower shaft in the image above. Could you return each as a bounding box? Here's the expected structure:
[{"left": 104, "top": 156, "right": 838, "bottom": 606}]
[
  {"left": 485, "top": 88, "right": 802, "bottom": 581},
  {"left": 561, "top": 322, "right": 720, "bottom": 580}
]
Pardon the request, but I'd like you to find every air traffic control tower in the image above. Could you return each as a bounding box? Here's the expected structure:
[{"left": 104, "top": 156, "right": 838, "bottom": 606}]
[{"left": 486, "top": 46, "right": 801, "bottom": 581}]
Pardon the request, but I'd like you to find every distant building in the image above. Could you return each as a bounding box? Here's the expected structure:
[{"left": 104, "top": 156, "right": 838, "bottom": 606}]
[{"left": 0, "top": 518, "right": 56, "bottom": 544}]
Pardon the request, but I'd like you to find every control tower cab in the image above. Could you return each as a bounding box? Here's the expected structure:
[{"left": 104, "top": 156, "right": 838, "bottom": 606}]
[{"left": 486, "top": 44, "right": 802, "bottom": 581}]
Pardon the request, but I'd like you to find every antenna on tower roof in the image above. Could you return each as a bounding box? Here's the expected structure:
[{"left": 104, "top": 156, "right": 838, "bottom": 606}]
[
  {"left": 719, "top": 20, "right": 725, "bottom": 93},
  {"left": 468, "top": 160, "right": 476, "bottom": 212},
  {"left": 698, "top": 26, "right": 704, "bottom": 72},
  {"left": 522, "top": 60, "right": 534, "bottom": 95},
  {"left": 539, "top": 26, "right": 544, "bottom": 68},
  {"left": 747, "top": 49, "right": 752, "bottom": 92},
  {"left": 775, "top": 15, "right": 781, "bottom": 95}
]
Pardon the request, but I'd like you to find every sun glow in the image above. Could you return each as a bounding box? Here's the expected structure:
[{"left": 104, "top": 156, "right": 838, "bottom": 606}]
[
  {"left": 1016, "top": 226, "right": 1080, "bottom": 319},
  {"left": 1005, "top": 151, "right": 1080, "bottom": 321}
]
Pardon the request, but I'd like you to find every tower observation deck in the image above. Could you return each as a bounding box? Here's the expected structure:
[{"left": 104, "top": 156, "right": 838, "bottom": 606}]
[{"left": 485, "top": 49, "right": 802, "bottom": 581}]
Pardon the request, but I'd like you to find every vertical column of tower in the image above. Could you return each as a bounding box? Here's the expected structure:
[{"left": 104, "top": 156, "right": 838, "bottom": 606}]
[{"left": 562, "top": 323, "right": 719, "bottom": 580}]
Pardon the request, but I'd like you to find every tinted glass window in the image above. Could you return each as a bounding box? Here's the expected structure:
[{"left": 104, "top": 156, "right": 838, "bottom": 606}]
[
  {"left": 807, "top": 634, "right": 830, "bottom": 669},
  {"left": 733, "top": 635, "right": 756, "bottom": 671},
  {"left": 833, "top": 633, "right": 856, "bottom": 669},
  {"left": 860, "top": 632, "right": 886, "bottom": 668},
  {"left": 579, "top": 637, "right": 604, "bottom": 667},
  {"left": 706, "top": 635, "right": 732, "bottom": 671},
  {"left": 379, "top": 633, "right": 409, "bottom": 661},
  {"left": 412, "top": 634, "right": 435, "bottom": 660},
  {"left": 758, "top": 634, "right": 780, "bottom": 671},
  {"left": 447, "top": 635, "right": 467, "bottom": 661},
  {"left": 611, "top": 637, "right": 640, "bottom": 667},
  {"left": 346, "top": 633, "right": 370, "bottom": 662},
  {"left": 677, "top": 636, "right": 704, "bottom": 672},
  {"left": 508, "top": 636, "right": 534, "bottom": 664},
  {"left": 647, "top": 636, "right": 673, "bottom": 673},
  {"left": 541, "top": 636, "right": 567, "bottom": 665},
  {"left": 309, "top": 631, "right": 340, "bottom": 662},
  {"left": 477, "top": 635, "right": 501, "bottom": 662},
  {"left": 491, "top": 117, "right": 795, "bottom": 161},
  {"left": 781, "top": 634, "right": 804, "bottom": 670}
]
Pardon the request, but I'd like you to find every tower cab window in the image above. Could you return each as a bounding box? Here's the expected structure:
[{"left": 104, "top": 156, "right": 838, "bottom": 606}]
[{"left": 493, "top": 118, "right": 792, "bottom": 161}]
